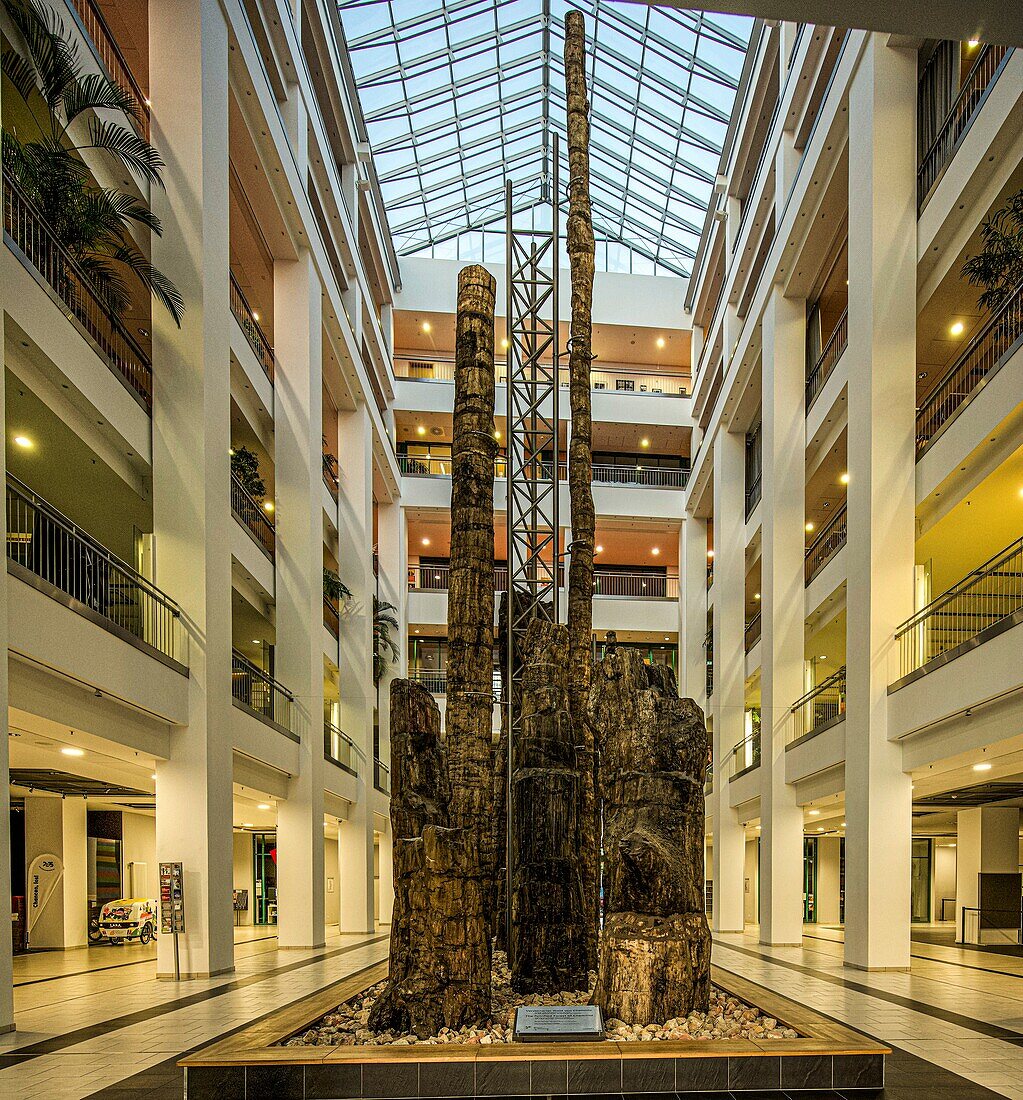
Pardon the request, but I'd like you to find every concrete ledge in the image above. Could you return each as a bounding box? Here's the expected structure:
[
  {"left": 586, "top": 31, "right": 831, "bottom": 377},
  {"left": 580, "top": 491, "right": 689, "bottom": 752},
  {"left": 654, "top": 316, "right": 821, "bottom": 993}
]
[{"left": 180, "top": 960, "right": 888, "bottom": 1098}]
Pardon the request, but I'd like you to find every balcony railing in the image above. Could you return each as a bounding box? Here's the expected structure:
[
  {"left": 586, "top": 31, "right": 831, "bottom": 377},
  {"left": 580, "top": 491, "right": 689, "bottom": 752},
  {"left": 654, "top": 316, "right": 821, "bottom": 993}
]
[
  {"left": 744, "top": 472, "right": 762, "bottom": 520},
  {"left": 704, "top": 628, "right": 713, "bottom": 697},
  {"left": 324, "top": 721, "right": 357, "bottom": 776},
  {"left": 916, "top": 281, "right": 1023, "bottom": 457},
  {"left": 230, "top": 272, "right": 275, "bottom": 382},
  {"left": 409, "top": 563, "right": 509, "bottom": 592},
  {"left": 68, "top": 0, "right": 150, "bottom": 138},
  {"left": 374, "top": 758, "right": 390, "bottom": 794},
  {"left": 3, "top": 175, "right": 153, "bottom": 411},
  {"left": 789, "top": 666, "right": 846, "bottom": 743},
  {"left": 395, "top": 356, "right": 690, "bottom": 396},
  {"left": 398, "top": 453, "right": 689, "bottom": 488},
  {"left": 407, "top": 667, "right": 503, "bottom": 697},
  {"left": 805, "top": 309, "right": 848, "bottom": 412},
  {"left": 230, "top": 473, "right": 275, "bottom": 561},
  {"left": 6, "top": 476, "right": 184, "bottom": 667},
  {"left": 894, "top": 534, "right": 1023, "bottom": 682},
  {"left": 231, "top": 650, "right": 294, "bottom": 732},
  {"left": 918, "top": 45, "right": 1011, "bottom": 210},
  {"left": 744, "top": 612, "right": 762, "bottom": 652},
  {"left": 323, "top": 596, "right": 340, "bottom": 639},
  {"left": 729, "top": 730, "right": 761, "bottom": 778},
  {"left": 805, "top": 504, "right": 847, "bottom": 585},
  {"left": 593, "top": 571, "right": 679, "bottom": 599},
  {"left": 323, "top": 452, "right": 339, "bottom": 500}
]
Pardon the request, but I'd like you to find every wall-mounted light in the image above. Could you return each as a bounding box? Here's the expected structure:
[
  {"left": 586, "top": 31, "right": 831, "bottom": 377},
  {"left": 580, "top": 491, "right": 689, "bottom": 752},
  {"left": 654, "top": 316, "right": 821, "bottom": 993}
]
[{"left": 13, "top": 435, "right": 33, "bottom": 449}]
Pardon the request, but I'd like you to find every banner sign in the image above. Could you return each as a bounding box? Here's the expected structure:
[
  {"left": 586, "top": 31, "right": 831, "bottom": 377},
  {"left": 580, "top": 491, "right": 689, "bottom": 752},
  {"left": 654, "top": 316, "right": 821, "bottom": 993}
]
[{"left": 27, "top": 853, "right": 64, "bottom": 935}]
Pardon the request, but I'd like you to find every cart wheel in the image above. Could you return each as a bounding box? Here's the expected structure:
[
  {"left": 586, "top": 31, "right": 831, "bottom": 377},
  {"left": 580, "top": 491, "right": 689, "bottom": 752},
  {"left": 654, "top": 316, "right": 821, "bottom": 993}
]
[
  {"left": 109, "top": 937, "right": 124, "bottom": 946},
  {"left": 139, "top": 922, "right": 154, "bottom": 946}
]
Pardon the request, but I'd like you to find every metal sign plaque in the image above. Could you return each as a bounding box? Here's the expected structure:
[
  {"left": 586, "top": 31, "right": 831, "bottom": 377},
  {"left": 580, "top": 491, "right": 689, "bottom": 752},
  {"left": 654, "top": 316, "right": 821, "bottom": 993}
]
[{"left": 513, "top": 1004, "right": 604, "bottom": 1042}]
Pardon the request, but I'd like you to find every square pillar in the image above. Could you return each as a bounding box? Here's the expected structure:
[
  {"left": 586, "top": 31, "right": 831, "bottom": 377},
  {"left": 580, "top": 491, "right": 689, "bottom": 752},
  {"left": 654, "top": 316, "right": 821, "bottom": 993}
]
[
  {"left": 843, "top": 38, "right": 917, "bottom": 972},
  {"left": 710, "top": 429, "right": 748, "bottom": 933},
  {"left": 150, "top": 0, "right": 234, "bottom": 980},
  {"left": 24, "top": 796, "right": 88, "bottom": 950},
  {"left": 681, "top": 514, "right": 708, "bottom": 703},
  {"left": 0, "top": 286, "right": 13, "bottom": 1030},
  {"left": 759, "top": 287, "right": 806, "bottom": 947},
  {"left": 274, "top": 251, "right": 326, "bottom": 949},
  {"left": 337, "top": 402, "right": 376, "bottom": 933},
  {"left": 955, "top": 807, "right": 1020, "bottom": 943}
]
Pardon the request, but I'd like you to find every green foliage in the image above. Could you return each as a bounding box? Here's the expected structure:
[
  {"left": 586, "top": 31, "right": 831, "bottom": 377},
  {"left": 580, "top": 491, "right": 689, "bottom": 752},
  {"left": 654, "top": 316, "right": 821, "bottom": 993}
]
[
  {"left": 373, "top": 596, "right": 400, "bottom": 686},
  {"left": 962, "top": 189, "right": 1023, "bottom": 313},
  {"left": 1, "top": 0, "right": 183, "bottom": 323},
  {"left": 230, "top": 446, "right": 265, "bottom": 501},
  {"left": 323, "top": 568, "right": 352, "bottom": 604}
]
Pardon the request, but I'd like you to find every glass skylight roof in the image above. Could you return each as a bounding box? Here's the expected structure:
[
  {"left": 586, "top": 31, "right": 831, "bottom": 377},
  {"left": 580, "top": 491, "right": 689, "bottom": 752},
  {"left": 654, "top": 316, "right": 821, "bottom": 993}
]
[{"left": 338, "top": 1, "right": 751, "bottom": 277}]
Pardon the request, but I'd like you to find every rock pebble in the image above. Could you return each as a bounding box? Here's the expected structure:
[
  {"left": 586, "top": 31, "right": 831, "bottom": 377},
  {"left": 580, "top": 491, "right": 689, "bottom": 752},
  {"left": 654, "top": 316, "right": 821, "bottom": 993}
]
[{"left": 283, "top": 951, "right": 800, "bottom": 1047}]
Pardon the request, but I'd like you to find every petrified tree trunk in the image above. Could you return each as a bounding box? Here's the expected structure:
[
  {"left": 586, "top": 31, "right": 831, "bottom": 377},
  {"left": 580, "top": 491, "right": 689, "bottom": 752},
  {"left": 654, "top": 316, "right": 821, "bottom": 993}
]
[
  {"left": 589, "top": 649, "right": 712, "bottom": 1023},
  {"left": 442, "top": 262, "right": 498, "bottom": 1008},
  {"left": 510, "top": 619, "right": 589, "bottom": 992},
  {"left": 564, "top": 8, "right": 600, "bottom": 970},
  {"left": 368, "top": 680, "right": 452, "bottom": 1035}
]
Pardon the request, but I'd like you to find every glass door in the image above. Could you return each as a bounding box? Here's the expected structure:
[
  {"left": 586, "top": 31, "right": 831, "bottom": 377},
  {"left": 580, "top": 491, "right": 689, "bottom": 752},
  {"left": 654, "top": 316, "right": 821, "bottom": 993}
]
[
  {"left": 253, "top": 832, "right": 278, "bottom": 925},
  {"left": 803, "top": 837, "right": 818, "bottom": 922},
  {"left": 911, "top": 838, "right": 932, "bottom": 923}
]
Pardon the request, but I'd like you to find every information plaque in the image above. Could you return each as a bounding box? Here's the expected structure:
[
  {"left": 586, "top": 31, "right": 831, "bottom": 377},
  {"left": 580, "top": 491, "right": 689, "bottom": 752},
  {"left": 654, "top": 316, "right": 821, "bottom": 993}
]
[
  {"left": 159, "top": 862, "right": 185, "bottom": 934},
  {"left": 513, "top": 1004, "right": 604, "bottom": 1042}
]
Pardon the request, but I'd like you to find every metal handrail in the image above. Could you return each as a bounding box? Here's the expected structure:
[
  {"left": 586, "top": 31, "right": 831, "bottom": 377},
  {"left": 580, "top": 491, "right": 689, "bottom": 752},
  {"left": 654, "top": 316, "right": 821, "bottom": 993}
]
[
  {"left": 231, "top": 650, "right": 293, "bottom": 730},
  {"left": 789, "top": 666, "right": 846, "bottom": 742},
  {"left": 323, "top": 595, "right": 340, "bottom": 639},
  {"left": 229, "top": 272, "right": 274, "bottom": 381},
  {"left": 745, "top": 471, "right": 762, "bottom": 520},
  {"left": 6, "top": 475, "right": 183, "bottom": 663},
  {"left": 918, "top": 46, "right": 1011, "bottom": 209},
  {"left": 324, "top": 721, "right": 357, "bottom": 776},
  {"left": 407, "top": 667, "right": 503, "bottom": 697},
  {"left": 744, "top": 612, "right": 762, "bottom": 652},
  {"left": 729, "top": 730, "right": 761, "bottom": 778},
  {"left": 592, "top": 571, "right": 679, "bottom": 599},
  {"left": 68, "top": 0, "right": 150, "bottom": 138},
  {"left": 959, "top": 905, "right": 1022, "bottom": 945},
  {"left": 408, "top": 563, "right": 510, "bottom": 592},
  {"left": 894, "top": 534, "right": 1023, "bottom": 678},
  {"left": 322, "top": 452, "right": 339, "bottom": 499},
  {"left": 3, "top": 173, "right": 152, "bottom": 411},
  {"left": 230, "top": 472, "right": 275, "bottom": 560},
  {"left": 704, "top": 627, "right": 713, "bottom": 697},
  {"left": 374, "top": 758, "right": 390, "bottom": 794},
  {"left": 805, "top": 504, "right": 847, "bottom": 584},
  {"left": 916, "top": 281, "right": 1023, "bottom": 456},
  {"left": 590, "top": 464, "right": 690, "bottom": 489},
  {"left": 805, "top": 308, "right": 848, "bottom": 412}
]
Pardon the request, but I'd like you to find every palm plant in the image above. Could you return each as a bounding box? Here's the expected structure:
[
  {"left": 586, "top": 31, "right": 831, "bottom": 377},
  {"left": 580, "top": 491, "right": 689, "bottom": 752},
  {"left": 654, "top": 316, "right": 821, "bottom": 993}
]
[
  {"left": 1, "top": 0, "right": 182, "bottom": 323},
  {"left": 323, "top": 567, "right": 352, "bottom": 605},
  {"left": 373, "top": 596, "right": 399, "bottom": 686},
  {"left": 962, "top": 189, "right": 1023, "bottom": 312}
]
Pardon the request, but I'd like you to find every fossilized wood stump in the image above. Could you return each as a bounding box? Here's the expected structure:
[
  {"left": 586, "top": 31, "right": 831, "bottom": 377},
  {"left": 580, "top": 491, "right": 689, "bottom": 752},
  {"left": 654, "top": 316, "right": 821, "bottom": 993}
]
[
  {"left": 510, "top": 619, "right": 589, "bottom": 993},
  {"left": 589, "top": 649, "right": 711, "bottom": 1022}
]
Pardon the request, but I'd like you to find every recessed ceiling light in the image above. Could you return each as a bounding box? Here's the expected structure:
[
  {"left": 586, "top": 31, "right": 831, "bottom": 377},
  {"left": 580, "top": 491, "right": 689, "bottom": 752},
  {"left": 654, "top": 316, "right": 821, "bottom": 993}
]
[
  {"left": 252, "top": 310, "right": 260, "bottom": 322},
  {"left": 805, "top": 521, "right": 814, "bottom": 532},
  {"left": 61, "top": 746, "right": 84, "bottom": 757},
  {"left": 973, "top": 762, "right": 992, "bottom": 772},
  {"left": 494, "top": 430, "right": 501, "bottom": 440},
  {"left": 501, "top": 338, "right": 509, "bottom": 349},
  {"left": 13, "top": 435, "right": 33, "bottom": 449},
  {"left": 949, "top": 321, "right": 964, "bottom": 337},
  {"left": 263, "top": 501, "right": 274, "bottom": 512},
  {"left": 819, "top": 654, "right": 828, "bottom": 660},
  {"left": 257, "top": 803, "right": 270, "bottom": 810},
  {"left": 414, "top": 628, "right": 420, "bottom": 634},
  {"left": 841, "top": 821, "right": 846, "bottom": 827},
  {"left": 651, "top": 547, "right": 660, "bottom": 556},
  {"left": 707, "top": 549, "right": 715, "bottom": 558},
  {"left": 640, "top": 438, "right": 650, "bottom": 448},
  {"left": 839, "top": 472, "right": 849, "bottom": 485},
  {"left": 416, "top": 425, "right": 427, "bottom": 436},
  {"left": 421, "top": 537, "right": 431, "bottom": 546},
  {"left": 422, "top": 321, "right": 431, "bottom": 333},
  {"left": 151, "top": 773, "right": 157, "bottom": 780},
  {"left": 808, "top": 809, "right": 820, "bottom": 816},
  {"left": 664, "top": 635, "right": 670, "bottom": 641},
  {"left": 241, "top": 822, "right": 253, "bottom": 828},
  {"left": 656, "top": 337, "right": 666, "bottom": 349},
  {"left": 754, "top": 592, "right": 760, "bottom": 600},
  {"left": 967, "top": 38, "right": 980, "bottom": 48}
]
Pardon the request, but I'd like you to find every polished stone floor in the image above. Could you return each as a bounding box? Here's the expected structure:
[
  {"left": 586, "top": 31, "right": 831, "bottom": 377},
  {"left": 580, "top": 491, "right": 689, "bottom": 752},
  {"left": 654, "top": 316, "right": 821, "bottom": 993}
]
[{"left": 0, "top": 924, "right": 1020, "bottom": 1098}]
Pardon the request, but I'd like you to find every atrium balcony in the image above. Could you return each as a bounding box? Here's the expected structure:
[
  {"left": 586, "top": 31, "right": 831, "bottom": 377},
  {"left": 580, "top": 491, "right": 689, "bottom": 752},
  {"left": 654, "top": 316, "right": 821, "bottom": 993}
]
[
  {"left": 231, "top": 649, "right": 296, "bottom": 739},
  {"left": 804, "top": 503, "right": 847, "bottom": 586},
  {"left": 324, "top": 720, "right": 357, "bottom": 777}
]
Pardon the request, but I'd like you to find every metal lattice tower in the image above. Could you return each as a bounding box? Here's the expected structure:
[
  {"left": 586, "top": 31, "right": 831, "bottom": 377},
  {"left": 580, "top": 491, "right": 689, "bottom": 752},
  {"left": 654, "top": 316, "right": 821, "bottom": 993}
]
[{"left": 504, "top": 132, "right": 561, "bottom": 953}]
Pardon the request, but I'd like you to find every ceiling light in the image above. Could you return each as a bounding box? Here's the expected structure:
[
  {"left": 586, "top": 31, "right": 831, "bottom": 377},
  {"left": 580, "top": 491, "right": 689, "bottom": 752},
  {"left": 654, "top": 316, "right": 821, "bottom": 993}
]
[
  {"left": 656, "top": 337, "right": 666, "bottom": 349},
  {"left": 973, "top": 762, "right": 992, "bottom": 772},
  {"left": 817, "top": 827, "right": 824, "bottom": 833},
  {"left": 819, "top": 654, "right": 828, "bottom": 660},
  {"left": 839, "top": 472, "right": 849, "bottom": 485},
  {"left": 421, "top": 537, "right": 430, "bottom": 546},
  {"left": 422, "top": 321, "right": 431, "bottom": 333},
  {"left": 252, "top": 310, "right": 260, "bottom": 322},
  {"left": 805, "top": 521, "right": 814, "bottom": 532},
  {"left": 241, "top": 822, "right": 253, "bottom": 828},
  {"left": 754, "top": 592, "right": 760, "bottom": 600},
  {"left": 841, "top": 821, "right": 846, "bottom": 827},
  {"left": 257, "top": 803, "right": 270, "bottom": 811},
  {"left": 651, "top": 547, "right": 660, "bottom": 556},
  {"left": 414, "top": 628, "right": 420, "bottom": 634},
  {"left": 949, "top": 321, "right": 964, "bottom": 337},
  {"left": 13, "top": 435, "right": 33, "bottom": 449},
  {"left": 501, "top": 338, "right": 509, "bottom": 349},
  {"left": 61, "top": 746, "right": 84, "bottom": 757},
  {"left": 808, "top": 809, "right": 820, "bottom": 816},
  {"left": 967, "top": 38, "right": 980, "bottom": 48},
  {"left": 640, "top": 438, "right": 650, "bottom": 448},
  {"left": 263, "top": 501, "right": 274, "bottom": 512},
  {"left": 664, "top": 635, "right": 670, "bottom": 641},
  {"left": 707, "top": 549, "right": 715, "bottom": 559},
  {"left": 416, "top": 425, "right": 427, "bottom": 436},
  {"left": 494, "top": 430, "right": 501, "bottom": 440},
  {"left": 252, "top": 638, "right": 261, "bottom": 644},
  {"left": 949, "top": 842, "right": 957, "bottom": 848}
]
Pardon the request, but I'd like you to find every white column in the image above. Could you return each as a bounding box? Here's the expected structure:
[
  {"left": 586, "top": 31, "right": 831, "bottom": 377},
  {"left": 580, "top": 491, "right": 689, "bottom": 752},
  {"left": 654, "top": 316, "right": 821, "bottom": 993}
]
[
  {"left": 759, "top": 287, "right": 806, "bottom": 947},
  {"left": 150, "top": 0, "right": 234, "bottom": 979},
  {"left": 0, "top": 207, "right": 13, "bottom": 1030},
  {"left": 955, "top": 808, "right": 1021, "bottom": 941},
  {"left": 711, "top": 430, "right": 747, "bottom": 933},
  {"left": 843, "top": 38, "right": 917, "bottom": 972},
  {"left": 274, "top": 252, "right": 326, "bottom": 949},
  {"left": 23, "top": 796, "right": 88, "bottom": 949},
  {"left": 337, "top": 402, "right": 376, "bottom": 932},
  {"left": 681, "top": 513, "right": 708, "bottom": 703}
]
